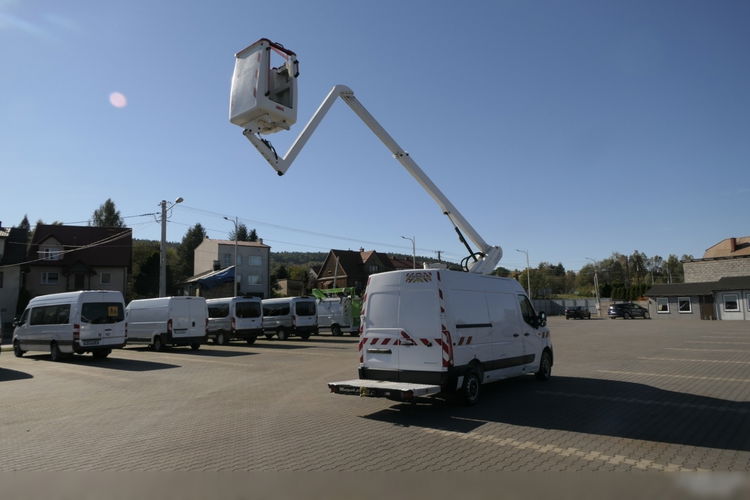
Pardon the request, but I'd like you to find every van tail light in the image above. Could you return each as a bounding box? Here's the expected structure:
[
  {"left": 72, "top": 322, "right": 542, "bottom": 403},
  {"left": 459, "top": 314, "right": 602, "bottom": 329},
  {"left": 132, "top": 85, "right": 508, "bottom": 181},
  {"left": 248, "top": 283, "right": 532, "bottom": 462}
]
[
  {"left": 205, "top": 317, "right": 209, "bottom": 334},
  {"left": 73, "top": 324, "right": 80, "bottom": 341},
  {"left": 231, "top": 318, "right": 236, "bottom": 332},
  {"left": 167, "top": 319, "right": 173, "bottom": 335},
  {"left": 125, "top": 322, "right": 128, "bottom": 337}
]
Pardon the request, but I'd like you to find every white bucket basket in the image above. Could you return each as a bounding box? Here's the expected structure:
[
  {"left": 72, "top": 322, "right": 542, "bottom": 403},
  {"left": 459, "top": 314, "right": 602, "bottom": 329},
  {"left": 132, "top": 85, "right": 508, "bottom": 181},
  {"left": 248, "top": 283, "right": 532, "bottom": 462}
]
[{"left": 229, "top": 38, "right": 299, "bottom": 134}]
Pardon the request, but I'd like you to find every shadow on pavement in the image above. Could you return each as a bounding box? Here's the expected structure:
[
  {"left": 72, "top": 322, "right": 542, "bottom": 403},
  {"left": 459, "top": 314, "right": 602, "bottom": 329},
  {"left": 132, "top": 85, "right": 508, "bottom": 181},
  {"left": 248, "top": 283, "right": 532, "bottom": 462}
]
[
  {"left": 0, "top": 368, "right": 34, "bottom": 382},
  {"left": 364, "top": 376, "right": 750, "bottom": 452},
  {"left": 22, "top": 353, "right": 180, "bottom": 372},
  {"left": 126, "top": 347, "right": 253, "bottom": 358}
]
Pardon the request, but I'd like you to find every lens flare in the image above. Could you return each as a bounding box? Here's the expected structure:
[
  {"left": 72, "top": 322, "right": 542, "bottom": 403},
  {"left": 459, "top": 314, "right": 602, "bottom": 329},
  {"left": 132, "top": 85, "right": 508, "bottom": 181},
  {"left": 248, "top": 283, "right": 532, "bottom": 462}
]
[{"left": 109, "top": 92, "right": 128, "bottom": 108}]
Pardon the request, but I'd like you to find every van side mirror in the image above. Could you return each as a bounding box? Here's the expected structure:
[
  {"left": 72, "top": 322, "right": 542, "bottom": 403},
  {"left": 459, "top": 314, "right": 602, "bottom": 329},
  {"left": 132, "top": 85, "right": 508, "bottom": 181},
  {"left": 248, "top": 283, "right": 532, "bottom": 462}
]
[{"left": 537, "top": 312, "right": 547, "bottom": 328}]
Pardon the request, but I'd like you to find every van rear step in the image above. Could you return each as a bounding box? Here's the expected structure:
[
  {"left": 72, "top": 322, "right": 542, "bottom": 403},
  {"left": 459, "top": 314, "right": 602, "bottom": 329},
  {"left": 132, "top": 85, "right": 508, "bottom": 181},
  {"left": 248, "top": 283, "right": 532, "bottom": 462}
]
[{"left": 328, "top": 379, "right": 441, "bottom": 401}]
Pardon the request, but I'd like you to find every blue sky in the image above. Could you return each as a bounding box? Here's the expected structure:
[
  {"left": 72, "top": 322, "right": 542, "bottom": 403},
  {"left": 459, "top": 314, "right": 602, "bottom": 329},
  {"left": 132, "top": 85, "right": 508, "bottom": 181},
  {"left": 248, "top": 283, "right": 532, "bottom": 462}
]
[{"left": 2, "top": 0, "right": 748, "bottom": 271}]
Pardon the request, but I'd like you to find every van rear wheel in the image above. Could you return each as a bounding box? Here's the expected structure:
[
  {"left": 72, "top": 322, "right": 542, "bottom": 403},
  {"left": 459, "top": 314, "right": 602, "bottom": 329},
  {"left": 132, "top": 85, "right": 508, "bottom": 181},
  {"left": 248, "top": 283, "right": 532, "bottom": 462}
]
[
  {"left": 92, "top": 349, "right": 111, "bottom": 359},
  {"left": 13, "top": 339, "right": 25, "bottom": 358},
  {"left": 152, "top": 335, "right": 164, "bottom": 352},
  {"left": 216, "top": 332, "right": 225, "bottom": 345},
  {"left": 50, "top": 342, "right": 65, "bottom": 362},
  {"left": 331, "top": 324, "right": 342, "bottom": 336},
  {"left": 461, "top": 369, "right": 481, "bottom": 406},
  {"left": 190, "top": 343, "right": 201, "bottom": 351},
  {"left": 277, "top": 328, "right": 289, "bottom": 341}
]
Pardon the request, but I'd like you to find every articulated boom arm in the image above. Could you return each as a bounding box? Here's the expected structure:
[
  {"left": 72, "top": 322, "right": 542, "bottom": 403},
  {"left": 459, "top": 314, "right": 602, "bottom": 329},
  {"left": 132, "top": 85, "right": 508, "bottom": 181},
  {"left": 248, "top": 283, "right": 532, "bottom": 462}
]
[{"left": 243, "top": 85, "right": 502, "bottom": 274}]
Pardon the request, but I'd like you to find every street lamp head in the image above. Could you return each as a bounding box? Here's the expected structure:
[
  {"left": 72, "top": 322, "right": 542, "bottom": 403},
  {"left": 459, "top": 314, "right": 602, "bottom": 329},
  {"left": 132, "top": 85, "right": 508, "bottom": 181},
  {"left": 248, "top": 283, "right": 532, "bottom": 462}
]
[{"left": 174, "top": 197, "right": 184, "bottom": 204}]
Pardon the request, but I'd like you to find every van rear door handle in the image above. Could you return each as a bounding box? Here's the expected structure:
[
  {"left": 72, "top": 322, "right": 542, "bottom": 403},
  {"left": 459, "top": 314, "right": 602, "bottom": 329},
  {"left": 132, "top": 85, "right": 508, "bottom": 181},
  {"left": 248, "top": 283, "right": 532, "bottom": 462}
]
[
  {"left": 524, "top": 333, "right": 530, "bottom": 337},
  {"left": 513, "top": 334, "right": 520, "bottom": 337}
]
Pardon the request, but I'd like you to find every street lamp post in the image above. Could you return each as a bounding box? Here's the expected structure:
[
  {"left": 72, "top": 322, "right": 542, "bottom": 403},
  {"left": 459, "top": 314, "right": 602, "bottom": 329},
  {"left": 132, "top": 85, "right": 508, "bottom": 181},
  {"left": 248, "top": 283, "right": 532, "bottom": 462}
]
[
  {"left": 586, "top": 257, "right": 601, "bottom": 316},
  {"left": 401, "top": 235, "right": 416, "bottom": 269},
  {"left": 224, "top": 216, "right": 239, "bottom": 297},
  {"left": 516, "top": 249, "right": 531, "bottom": 299},
  {"left": 159, "top": 197, "right": 183, "bottom": 297}
]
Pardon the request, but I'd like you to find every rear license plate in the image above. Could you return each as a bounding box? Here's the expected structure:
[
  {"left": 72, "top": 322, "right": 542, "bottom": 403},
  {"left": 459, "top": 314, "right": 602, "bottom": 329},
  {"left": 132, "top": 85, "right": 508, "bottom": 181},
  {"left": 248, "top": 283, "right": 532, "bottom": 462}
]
[{"left": 82, "top": 339, "right": 99, "bottom": 346}]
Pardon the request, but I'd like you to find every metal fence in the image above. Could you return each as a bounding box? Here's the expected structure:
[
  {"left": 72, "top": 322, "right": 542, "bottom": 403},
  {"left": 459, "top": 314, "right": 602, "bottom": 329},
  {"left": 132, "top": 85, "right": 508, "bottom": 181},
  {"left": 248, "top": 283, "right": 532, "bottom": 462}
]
[{"left": 532, "top": 298, "right": 608, "bottom": 317}]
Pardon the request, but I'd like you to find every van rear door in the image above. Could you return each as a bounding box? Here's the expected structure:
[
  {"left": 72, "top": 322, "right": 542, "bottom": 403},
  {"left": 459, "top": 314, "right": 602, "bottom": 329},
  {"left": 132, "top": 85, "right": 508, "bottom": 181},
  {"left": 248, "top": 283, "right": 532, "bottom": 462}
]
[
  {"left": 80, "top": 301, "right": 125, "bottom": 347},
  {"left": 362, "top": 271, "right": 443, "bottom": 377}
]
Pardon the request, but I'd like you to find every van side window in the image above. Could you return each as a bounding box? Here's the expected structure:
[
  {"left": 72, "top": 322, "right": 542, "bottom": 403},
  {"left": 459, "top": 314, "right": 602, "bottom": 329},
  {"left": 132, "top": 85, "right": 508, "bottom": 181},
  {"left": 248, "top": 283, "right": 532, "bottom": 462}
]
[
  {"left": 295, "top": 301, "right": 316, "bottom": 316},
  {"left": 208, "top": 304, "right": 230, "bottom": 318},
  {"left": 517, "top": 295, "right": 538, "bottom": 327},
  {"left": 263, "top": 303, "right": 290, "bottom": 316},
  {"left": 30, "top": 304, "right": 71, "bottom": 325},
  {"left": 236, "top": 302, "right": 261, "bottom": 318}
]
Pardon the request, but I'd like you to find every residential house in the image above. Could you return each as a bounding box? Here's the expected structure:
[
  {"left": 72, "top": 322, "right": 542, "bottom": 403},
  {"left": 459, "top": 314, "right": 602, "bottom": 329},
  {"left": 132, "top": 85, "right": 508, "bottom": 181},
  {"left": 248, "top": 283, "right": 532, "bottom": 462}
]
[
  {"left": 314, "top": 248, "right": 417, "bottom": 293},
  {"left": 646, "top": 236, "right": 750, "bottom": 320},
  {"left": 276, "top": 278, "right": 304, "bottom": 297},
  {"left": 192, "top": 238, "right": 270, "bottom": 298},
  {"left": 23, "top": 224, "right": 132, "bottom": 299},
  {"left": 1, "top": 223, "right": 29, "bottom": 334}
]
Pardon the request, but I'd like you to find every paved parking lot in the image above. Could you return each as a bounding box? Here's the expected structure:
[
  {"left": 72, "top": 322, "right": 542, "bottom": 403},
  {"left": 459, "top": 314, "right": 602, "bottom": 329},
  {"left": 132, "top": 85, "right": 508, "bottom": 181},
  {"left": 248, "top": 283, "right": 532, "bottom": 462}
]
[{"left": 1, "top": 317, "right": 749, "bottom": 472}]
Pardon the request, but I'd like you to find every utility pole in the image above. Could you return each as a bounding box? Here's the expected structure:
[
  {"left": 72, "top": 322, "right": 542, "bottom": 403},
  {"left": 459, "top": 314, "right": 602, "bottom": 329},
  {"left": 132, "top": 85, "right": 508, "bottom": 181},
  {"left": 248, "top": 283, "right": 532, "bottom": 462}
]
[
  {"left": 435, "top": 250, "right": 442, "bottom": 263},
  {"left": 401, "top": 235, "right": 416, "bottom": 269},
  {"left": 224, "top": 216, "right": 239, "bottom": 296},
  {"left": 516, "top": 249, "right": 531, "bottom": 299},
  {"left": 159, "top": 197, "right": 183, "bottom": 297},
  {"left": 586, "top": 257, "right": 601, "bottom": 316}
]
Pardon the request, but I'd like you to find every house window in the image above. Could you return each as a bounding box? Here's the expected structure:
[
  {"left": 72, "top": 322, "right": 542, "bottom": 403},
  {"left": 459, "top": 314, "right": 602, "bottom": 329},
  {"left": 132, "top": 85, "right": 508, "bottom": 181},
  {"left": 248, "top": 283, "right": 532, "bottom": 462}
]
[
  {"left": 247, "top": 274, "right": 261, "bottom": 285},
  {"left": 237, "top": 255, "right": 243, "bottom": 266},
  {"left": 100, "top": 272, "right": 112, "bottom": 285},
  {"left": 39, "top": 247, "right": 63, "bottom": 261},
  {"left": 723, "top": 294, "right": 739, "bottom": 312},
  {"left": 41, "top": 272, "right": 59, "bottom": 285},
  {"left": 249, "top": 255, "right": 262, "bottom": 266},
  {"left": 221, "top": 253, "right": 232, "bottom": 267},
  {"left": 656, "top": 297, "right": 669, "bottom": 313},
  {"left": 236, "top": 273, "right": 242, "bottom": 284},
  {"left": 368, "top": 264, "right": 379, "bottom": 274},
  {"left": 678, "top": 297, "right": 692, "bottom": 313}
]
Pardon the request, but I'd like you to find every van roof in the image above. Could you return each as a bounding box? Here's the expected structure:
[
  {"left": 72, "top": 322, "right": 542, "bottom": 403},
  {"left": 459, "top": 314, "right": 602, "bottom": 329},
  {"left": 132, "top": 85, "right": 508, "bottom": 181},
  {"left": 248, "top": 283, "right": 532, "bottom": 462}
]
[
  {"left": 28, "top": 290, "right": 124, "bottom": 304},
  {"left": 207, "top": 297, "right": 261, "bottom": 304},
  {"left": 262, "top": 296, "right": 315, "bottom": 304}
]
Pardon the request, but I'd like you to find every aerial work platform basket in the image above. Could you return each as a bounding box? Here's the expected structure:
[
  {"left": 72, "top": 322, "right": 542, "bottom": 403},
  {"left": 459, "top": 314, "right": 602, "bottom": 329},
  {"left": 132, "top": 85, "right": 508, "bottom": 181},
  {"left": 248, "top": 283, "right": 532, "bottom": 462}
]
[{"left": 229, "top": 38, "right": 299, "bottom": 134}]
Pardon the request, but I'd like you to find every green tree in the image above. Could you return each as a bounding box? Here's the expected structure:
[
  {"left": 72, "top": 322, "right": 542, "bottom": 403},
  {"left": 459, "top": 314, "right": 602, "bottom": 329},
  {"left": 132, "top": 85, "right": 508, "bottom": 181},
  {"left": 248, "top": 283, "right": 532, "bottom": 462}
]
[
  {"left": 17, "top": 215, "right": 31, "bottom": 231},
  {"left": 176, "top": 223, "right": 207, "bottom": 281},
  {"left": 92, "top": 198, "right": 125, "bottom": 227},
  {"left": 228, "top": 223, "right": 260, "bottom": 242}
]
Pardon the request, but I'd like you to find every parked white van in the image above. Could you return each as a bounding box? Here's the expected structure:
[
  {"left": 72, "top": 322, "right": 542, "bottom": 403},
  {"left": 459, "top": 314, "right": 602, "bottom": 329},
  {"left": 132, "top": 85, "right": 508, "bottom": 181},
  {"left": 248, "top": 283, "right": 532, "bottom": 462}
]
[
  {"left": 12, "top": 291, "right": 126, "bottom": 361},
  {"left": 328, "top": 269, "right": 553, "bottom": 405},
  {"left": 261, "top": 297, "right": 317, "bottom": 340},
  {"left": 125, "top": 296, "right": 207, "bottom": 351},
  {"left": 207, "top": 297, "right": 263, "bottom": 345}
]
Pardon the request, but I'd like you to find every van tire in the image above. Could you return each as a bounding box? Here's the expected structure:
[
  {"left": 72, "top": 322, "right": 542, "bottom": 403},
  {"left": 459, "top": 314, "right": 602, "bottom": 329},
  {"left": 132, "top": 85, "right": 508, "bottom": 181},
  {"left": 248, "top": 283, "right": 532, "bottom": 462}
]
[
  {"left": 299, "top": 333, "right": 310, "bottom": 340},
  {"left": 92, "top": 349, "right": 111, "bottom": 359},
  {"left": 216, "top": 332, "right": 226, "bottom": 345},
  {"left": 277, "top": 328, "right": 289, "bottom": 341},
  {"left": 50, "top": 342, "right": 64, "bottom": 362},
  {"left": 331, "top": 324, "right": 343, "bottom": 336},
  {"left": 264, "top": 334, "right": 273, "bottom": 340},
  {"left": 536, "top": 350, "right": 552, "bottom": 381},
  {"left": 461, "top": 369, "right": 481, "bottom": 406},
  {"left": 190, "top": 343, "right": 201, "bottom": 351},
  {"left": 152, "top": 335, "right": 164, "bottom": 352},
  {"left": 13, "top": 339, "right": 25, "bottom": 358},
  {"left": 246, "top": 336, "right": 257, "bottom": 345}
]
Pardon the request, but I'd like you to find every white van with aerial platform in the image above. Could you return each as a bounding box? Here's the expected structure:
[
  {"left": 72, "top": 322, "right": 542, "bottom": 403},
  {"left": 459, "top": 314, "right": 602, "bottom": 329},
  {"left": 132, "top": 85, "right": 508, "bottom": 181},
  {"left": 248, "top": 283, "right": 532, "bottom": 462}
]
[
  {"left": 206, "top": 297, "right": 263, "bottom": 345},
  {"left": 229, "top": 39, "right": 552, "bottom": 404},
  {"left": 125, "top": 296, "right": 207, "bottom": 351},
  {"left": 12, "top": 290, "right": 127, "bottom": 361}
]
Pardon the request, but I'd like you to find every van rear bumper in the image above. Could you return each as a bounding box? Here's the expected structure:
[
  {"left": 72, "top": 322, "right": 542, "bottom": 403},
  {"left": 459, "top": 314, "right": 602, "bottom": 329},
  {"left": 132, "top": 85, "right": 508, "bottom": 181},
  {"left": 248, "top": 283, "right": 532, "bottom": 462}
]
[
  {"left": 328, "top": 379, "right": 442, "bottom": 401},
  {"left": 165, "top": 334, "right": 206, "bottom": 346},
  {"left": 359, "top": 367, "right": 458, "bottom": 387}
]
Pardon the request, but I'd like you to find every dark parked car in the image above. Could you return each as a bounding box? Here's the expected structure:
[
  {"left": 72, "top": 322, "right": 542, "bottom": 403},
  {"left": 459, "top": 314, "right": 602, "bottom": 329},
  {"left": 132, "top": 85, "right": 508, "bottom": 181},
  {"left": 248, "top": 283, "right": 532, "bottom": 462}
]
[
  {"left": 565, "top": 306, "right": 591, "bottom": 319},
  {"left": 608, "top": 303, "right": 650, "bottom": 319}
]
